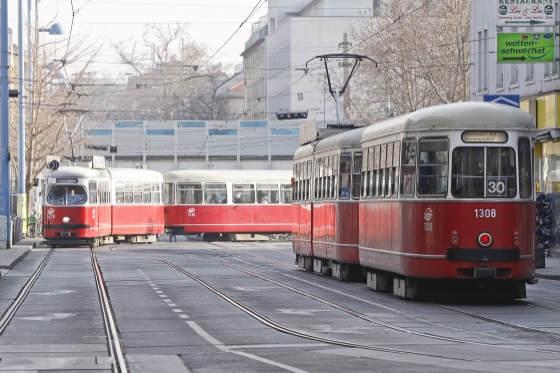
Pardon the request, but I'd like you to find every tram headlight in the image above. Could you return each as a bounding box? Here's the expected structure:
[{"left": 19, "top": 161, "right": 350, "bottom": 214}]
[
  {"left": 477, "top": 232, "right": 493, "bottom": 247},
  {"left": 62, "top": 216, "right": 70, "bottom": 224}
]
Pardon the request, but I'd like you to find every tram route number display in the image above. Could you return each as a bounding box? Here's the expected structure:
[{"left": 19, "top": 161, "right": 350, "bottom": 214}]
[{"left": 487, "top": 177, "right": 507, "bottom": 197}]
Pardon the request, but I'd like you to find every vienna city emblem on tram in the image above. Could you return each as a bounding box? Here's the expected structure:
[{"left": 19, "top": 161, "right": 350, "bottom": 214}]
[
  {"left": 47, "top": 208, "right": 55, "bottom": 219},
  {"left": 188, "top": 208, "right": 196, "bottom": 217},
  {"left": 424, "top": 208, "right": 433, "bottom": 221}
]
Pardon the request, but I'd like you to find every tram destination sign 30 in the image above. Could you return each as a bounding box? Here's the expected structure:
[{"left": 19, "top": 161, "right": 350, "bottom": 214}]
[
  {"left": 497, "top": 32, "right": 555, "bottom": 63},
  {"left": 497, "top": 0, "right": 555, "bottom": 27}
]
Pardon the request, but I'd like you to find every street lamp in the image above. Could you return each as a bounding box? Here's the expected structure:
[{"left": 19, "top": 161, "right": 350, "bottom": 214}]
[{"left": 38, "top": 23, "right": 64, "bottom": 35}]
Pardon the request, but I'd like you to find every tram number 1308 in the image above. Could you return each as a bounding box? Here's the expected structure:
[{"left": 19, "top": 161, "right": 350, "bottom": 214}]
[{"left": 475, "top": 209, "right": 497, "bottom": 218}]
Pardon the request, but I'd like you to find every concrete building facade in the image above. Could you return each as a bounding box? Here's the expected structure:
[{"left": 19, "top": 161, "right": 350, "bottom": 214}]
[
  {"left": 242, "top": 0, "right": 379, "bottom": 127},
  {"left": 471, "top": 0, "right": 559, "bottom": 192}
]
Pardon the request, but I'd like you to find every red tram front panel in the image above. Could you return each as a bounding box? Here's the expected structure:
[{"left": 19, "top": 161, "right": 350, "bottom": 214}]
[
  {"left": 359, "top": 201, "right": 535, "bottom": 280},
  {"left": 43, "top": 205, "right": 112, "bottom": 240},
  {"left": 292, "top": 203, "right": 312, "bottom": 256},
  {"left": 312, "top": 202, "right": 360, "bottom": 263},
  {"left": 112, "top": 204, "right": 164, "bottom": 235},
  {"left": 165, "top": 204, "right": 292, "bottom": 234}
]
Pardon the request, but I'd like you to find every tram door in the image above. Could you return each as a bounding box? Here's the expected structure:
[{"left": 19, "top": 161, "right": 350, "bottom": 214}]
[{"left": 88, "top": 180, "right": 99, "bottom": 234}]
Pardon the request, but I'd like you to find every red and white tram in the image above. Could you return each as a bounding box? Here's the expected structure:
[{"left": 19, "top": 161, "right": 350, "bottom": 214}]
[
  {"left": 43, "top": 158, "right": 164, "bottom": 247},
  {"left": 293, "top": 102, "right": 537, "bottom": 299},
  {"left": 292, "top": 127, "right": 366, "bottom": 277},
  {"left": 163, "top": 170, "right": 293, "bottom": 241}
]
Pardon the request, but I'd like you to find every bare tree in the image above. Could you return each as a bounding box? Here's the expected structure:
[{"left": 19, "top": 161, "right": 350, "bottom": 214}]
[
  {"left": 112, "top": 23, "right": 232, "bottom": 121},
  {"left": 350, "top": 0, "right": 471, "bottom": 123},
  {"left": 9, "top": 16, "right": 102, "bottom": 214}
]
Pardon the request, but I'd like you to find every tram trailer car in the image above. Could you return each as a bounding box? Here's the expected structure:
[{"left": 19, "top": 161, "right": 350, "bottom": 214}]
[
  {"left": 294, "top": 102, "right": 537, "bottom": 300},
  {"left": 43, "top": 162, "right": 164, "bottom": 248},
  {"left": 163, "top": 169, "right": 293, "bottom": 241},
  {"left": 292, "top": 127, "right": 366, "bottom": 278}
]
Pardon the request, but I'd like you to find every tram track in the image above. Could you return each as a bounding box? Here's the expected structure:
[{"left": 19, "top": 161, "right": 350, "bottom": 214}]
[
  {"left": 0, "top": 248, "right": 127, "bottom": 373},
  {"left": 203, "top": 241, "right": 560, "bottom": 343},
  {"left": 146, "top": 250, "right": 560, "bottom": 359}
]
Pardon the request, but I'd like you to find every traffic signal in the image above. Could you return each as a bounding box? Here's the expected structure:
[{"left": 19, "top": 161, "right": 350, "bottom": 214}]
[{"left": 276, "top": 110, "right": 308, "bottom": 120}]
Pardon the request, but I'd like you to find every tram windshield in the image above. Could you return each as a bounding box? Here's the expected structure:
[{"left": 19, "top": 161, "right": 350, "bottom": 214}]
[
  {"left": 452, "top": 147, "right": 516, "bottom": 198},
  {"left": 47, "top": 185, "right": 87, "bottom": 205}
]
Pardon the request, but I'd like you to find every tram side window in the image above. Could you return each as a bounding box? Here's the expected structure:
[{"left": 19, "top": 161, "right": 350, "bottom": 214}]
[
  {"left": 380, "top": 145, "right": 387, "bottom": 197},
  {"left": 115, "top": 182, "right": 124, "bottom": 204},
  {"left": 99, "top": 181, "right": 110, "bottom": 204},
  {"left": 89, "top": 181, "right": 97, "bottom": 204},
  {"left": 233, "top": 183, "right": 255, "bottom": 204},
  {"left": 371, "top": 146, "right": 380, "bottom": 197},
  {"left": 281, "top": 184, "right": 292, "bottom": 204},
  {"left": 257, "top": 184, "right": 279, "bottom": 204},
  {"left": 518, "top": 137, "right": 532, "bottom": 198},
  {"left": 177, "top": 183, "right": 202, "bottom": 204},
  {"left": 417, "top": 139, "right": 448, "bottom": 197},
  {"left": 143, "top": 182, "right": 151, "bottom": 204},
  {"left": 487, "top": 147, "right": 516, "bottom": 198},
  {"left": 352, "top": 153, "right": 362, "bottom": 199},
  {"left": 452, "top": 148, "right": 485, "bottom": 198},
  {"left": 385, "top": 143, "right": 393, "bottom": 196},
  {"left": 123, "top": 181, "right": 132, "bottom": 204},
  {"left": 339, "top": 153, "right": 352, "bottom": 199},
  {"left": 392, "top": 141, "right": 401, "bottom": 197},
  {"left": 401, "top": 140, "right": 417, "bottom": 196},
  {"left": 152, "top": 183, "right": 161, "bottom": 204},
  {"left": 164, "top": 183, "right": 175, "bottom": 204},
  {"left": 361, "top": 149, "right": 369, "bottom": 198},
  {"left": 205, "top": 183, "right": 227, "bottom": 204},
  {"left": 133, "top": 181, "right": 143, "bottom": 204}
]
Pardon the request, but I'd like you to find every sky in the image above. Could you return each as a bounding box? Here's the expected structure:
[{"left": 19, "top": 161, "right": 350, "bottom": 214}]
[{"left": 7, "top": 0, "right": 269, "bottom": 76}]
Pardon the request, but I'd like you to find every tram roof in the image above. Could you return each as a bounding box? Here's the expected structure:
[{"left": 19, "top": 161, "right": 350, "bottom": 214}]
[
  {"left": 361, "top": 102, "right": 535, "bottom": 142},
  {"left": 294, "top": 127, "right": 367, "bottom": 159},
  {"left": 163, "top": 169, "right": 293, "bottom": 183},
  {"left": 106, "top": 168, "right": 163, "bottom": 181},
  {"left": 45, "top": 165, "right": 110, "bottom": 179}
]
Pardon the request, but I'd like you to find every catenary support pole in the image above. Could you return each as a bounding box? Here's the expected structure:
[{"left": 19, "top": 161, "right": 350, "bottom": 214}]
[
  {"left": 1, "top": 0, "right": 12, "bottom": 247},
  {"left": 18, "top": 0, "right": 27, "bottom": 239}
]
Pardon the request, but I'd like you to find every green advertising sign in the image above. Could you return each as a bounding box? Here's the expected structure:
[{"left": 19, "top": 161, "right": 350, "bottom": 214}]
[{"left": 497, "top": 32, "right": 555, "bottom": 63}]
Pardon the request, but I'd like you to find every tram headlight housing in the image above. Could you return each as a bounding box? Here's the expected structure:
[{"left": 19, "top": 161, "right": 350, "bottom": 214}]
[
  {"left": 62, "top": 216, "right": 70, "bottom": 224},
  {"left": 477, "top": 232, "right": 493, "bottom": 247}
]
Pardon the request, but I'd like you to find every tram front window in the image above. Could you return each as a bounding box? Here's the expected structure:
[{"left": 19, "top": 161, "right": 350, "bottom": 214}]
[
  {"left": 417, "top": 139, "right": 448, "bottom": 196},
  {"left": 452, "top": 147, "right": 516, "bottom": 198},
  {"left": 47, "top": 185, "right": 87, "bottom": 205}
]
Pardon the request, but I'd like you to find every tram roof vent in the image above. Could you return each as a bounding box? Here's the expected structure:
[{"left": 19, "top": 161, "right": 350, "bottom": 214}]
[{"left": 135, "top": 163, "right": 148, "bottom": 169}]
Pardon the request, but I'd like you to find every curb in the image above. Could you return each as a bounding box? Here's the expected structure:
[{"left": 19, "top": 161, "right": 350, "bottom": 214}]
[
  {"left": 0, "top": 247, "right": 32, "bottom": 270},
  {"left": 535, "top": 273, "right": 560, "bottom": 281}
]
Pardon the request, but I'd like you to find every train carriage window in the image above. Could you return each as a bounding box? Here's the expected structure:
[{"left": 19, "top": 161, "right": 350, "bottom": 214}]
[
  {"left": 124, "top": 181, "right": 133, "bottom": 204},
  {"left": 308, "top": 160, "right": 312, "bottom": 200},
  {"left": 115, "top": 182, "right": 124, "bottom": 204},
  {"left": 257, "top": 184, "right": 279, "bottom": 204},
  {"left": 205, "top": 183, "right": 227, "bottom": 204},
  {"left": 89, "top": 181, "right": 97, "bottom": 204},
  {"left": 326, "top": 156, "right": 332, "bottom": 199},
  {"left": 133, "top": 182, "right": 142, "bottom": 204},
  {"left": 519, "top": 138, "right": 532, "bottom": 198},
  {"left": 392, "top": 141, "right": 401, "bottom": 197},
  {"left": 293, "top": 164, "right": 298, "bottom": 201},
  {"left": 233, "top": 184, "right": 255, "bottom": 204},
  {"left": 142, "top": 182, "right": 152, "bottom": 204},
  {"left": 339, "top": 153, "right": 352, "bottom": 199},
  {"left": 370, "top": 147, "right": 378, "bottom": 197},
  {"left": 177, "top": 183, "right": 202, "bottom": 204},
  {"left": 314, "top": 159, "right": 321, "bottom": 200},
  {"left": 100, "top": 181, "right": 110, "bottom": 204},
  {"left": 281, "top": 184, "right": 292, "bottom": 204},
  {"left": 352, "top": 153, "right": 362, "bottom": 199},
  {"left": 318, "top": 158, "right": 325, "bottom": 200},
  {"left": 152, "top": 183, "right": 161, "bottom": 204},
  {"left": 401, "top": 140, "right": 417, "bottom": 196},
  {"left": 380, "top": 145, "right": 387, "bottom": 197},
  {"left": 164, "top": 183, "right": 175, "bottom": 204},
  {"left": 418, "top": 139, "right": 448, "bottom": 197}
]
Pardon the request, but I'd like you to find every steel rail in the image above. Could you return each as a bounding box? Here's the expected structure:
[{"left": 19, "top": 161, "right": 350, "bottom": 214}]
[
  {"left": 91, "top": 249, "right": 128, "bottom": 373},
  {"left": 0, "top": 249, "right": 54, "bottom": 334},
  {"left": 159, "top": 258, "right": 481, "bottom": 361}
]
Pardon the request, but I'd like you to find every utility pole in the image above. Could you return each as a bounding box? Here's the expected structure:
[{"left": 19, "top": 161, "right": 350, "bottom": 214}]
[
  {"left": 339, "top": 33, "right": 352, "bottom": 123},
  {"left": 1, "top": 0, "right": 11, "bottom": 247}
]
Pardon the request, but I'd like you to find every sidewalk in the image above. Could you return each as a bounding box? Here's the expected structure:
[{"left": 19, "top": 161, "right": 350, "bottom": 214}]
[
  {"left": 535, "top": 254, "right": 560, "bottom": 281},
  {"left": 0, "top": 237, "right": 45, "bottom": 276}
]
